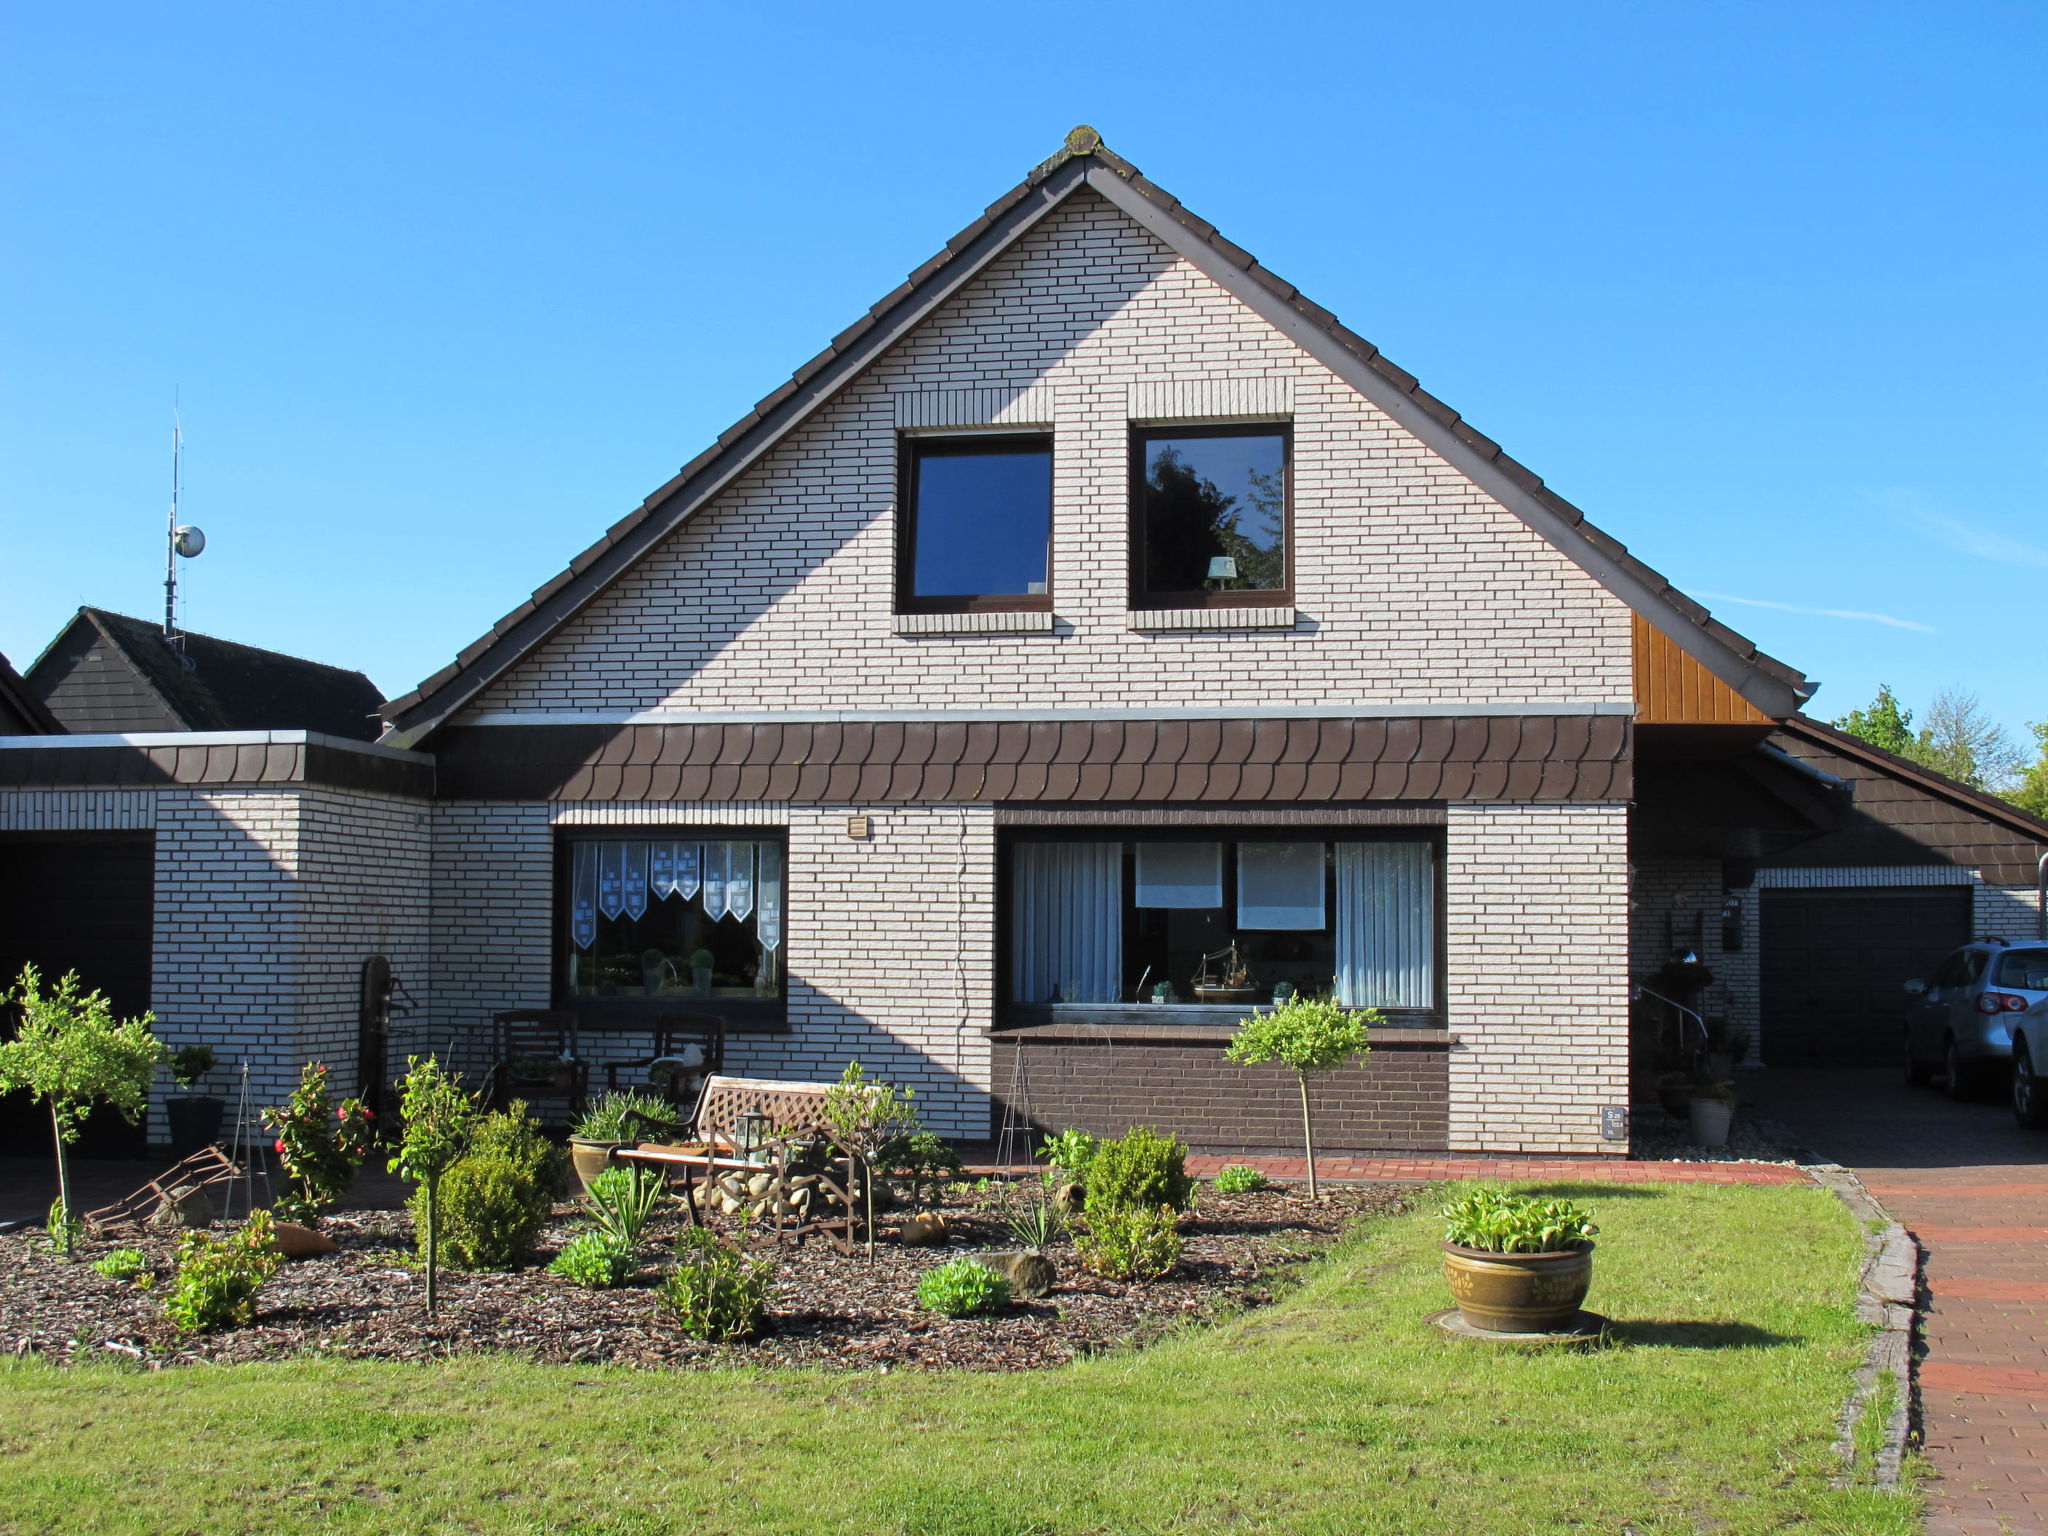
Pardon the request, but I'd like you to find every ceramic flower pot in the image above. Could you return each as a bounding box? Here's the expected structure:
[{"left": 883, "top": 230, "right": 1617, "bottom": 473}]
[
  {"left": 1688, "top": 1096, "right": 1735, "bottom": 1148},
  {"left": 165, "top": 1095, "right": 226, "bottom": 1158},
  {"left": 1441, "top": 1241, "right": 1594, "bottom": 1333},
  {"left": 569, "top": 1138, "right": 624, "bottom": 1196}
]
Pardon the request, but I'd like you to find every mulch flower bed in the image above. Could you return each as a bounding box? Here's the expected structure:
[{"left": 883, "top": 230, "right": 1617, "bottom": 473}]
[{"left": 0, "top": 1182, "right": 1417, "bottom": 1372}]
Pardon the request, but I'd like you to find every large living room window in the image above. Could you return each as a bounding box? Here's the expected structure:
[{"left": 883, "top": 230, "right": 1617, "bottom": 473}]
[
  {"left": 558, "top": 833, "right": 784, "bottom": 1012},
  {"left": 1008, "top": 835, "right": 1434, "bottom": 1011},
  {"left": 899, "top": 434, "right": 1054, "bottom": 612},
  {"left": 1130, "top": 424, "right": 1289, "bottom": 608}
]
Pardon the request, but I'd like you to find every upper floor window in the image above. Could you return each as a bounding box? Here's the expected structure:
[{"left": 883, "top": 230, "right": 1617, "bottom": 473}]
[
  {"left": 1130, "top": 424, "right": 1289, "bottom": 608},
  {"left": 899, "top": 435, "right": 1053, "bottom": 613}
]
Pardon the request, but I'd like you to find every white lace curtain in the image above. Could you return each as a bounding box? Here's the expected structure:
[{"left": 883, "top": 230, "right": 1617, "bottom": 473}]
[
  {"left": 1011, "top": 842, "right": 1122, "bottom": 1003},
  {"left": 569, "top": 839, "right": 778, "bottom": 952},
  {"left": 1334, "top": 841, "right": 1435, "bottom": 1008}
]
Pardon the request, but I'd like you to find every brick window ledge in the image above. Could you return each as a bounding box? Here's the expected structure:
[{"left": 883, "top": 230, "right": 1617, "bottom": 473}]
[
  {"left": 991, "top": 1014, "right": 1454, "bottom": 1047},
  {"left": 893, "top": 611, "right": 1058, "bottom": 636},
  {"left": 1125, "top": 607, "right": 1297, "bottom": 632}
]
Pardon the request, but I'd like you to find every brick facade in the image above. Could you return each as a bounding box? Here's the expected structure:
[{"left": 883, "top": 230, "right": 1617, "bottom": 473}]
[{"left": 991, "top": 1035, "right": 1450, "bottom": 1154}]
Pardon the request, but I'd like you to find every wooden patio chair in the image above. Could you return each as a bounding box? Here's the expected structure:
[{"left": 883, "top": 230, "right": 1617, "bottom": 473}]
[
  {"left": 603, "top": 1010, "right": 727, "bottom": 1107},
  {"left": 489, "top": 1009, "right": 588, "bottom": 1118}
]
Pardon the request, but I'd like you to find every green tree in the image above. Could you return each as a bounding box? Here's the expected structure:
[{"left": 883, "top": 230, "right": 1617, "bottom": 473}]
[
  {"left": 1833, "top": 685, "right": 1917, "bottom": 758},
  {"left": 823, "top": 1059, "right": 922, "bottom": 1259},
  {"left": 2011, "top": 721, "right": 2048, "bottom": 819},
  {"left": 386, "top": 1056, "right": 479, "bottom": 1313},
  {"left": 0, "top": 965, "right": 166, "bottom": 1254},
  {"left": 1914, "top": 687, "right": 2022, "bottom": 793},
  {"left": 1224, "top": 996, "right": 1377, "bottom": 1199}
]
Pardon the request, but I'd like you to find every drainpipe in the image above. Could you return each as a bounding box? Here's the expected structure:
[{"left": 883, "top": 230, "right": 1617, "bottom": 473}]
[{"left": 2038, "top": 849, "right": 2047, "bottom": 940}]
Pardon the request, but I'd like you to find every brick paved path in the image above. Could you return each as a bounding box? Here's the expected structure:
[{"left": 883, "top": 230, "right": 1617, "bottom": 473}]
[{"left": 1748, "top": 1068, "right": 2048, "bottom": 1536}]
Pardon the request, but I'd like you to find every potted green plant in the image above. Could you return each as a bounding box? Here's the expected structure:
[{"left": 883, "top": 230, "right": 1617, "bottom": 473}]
[
  {"left": 164, "top": 1044, "right": 225, "bottom": 1157},
  {"left": 689, "top": 948, "right": 716, "bottom": 997},
  {"left": 568, "top": 1089, "right": 672, "bottom": 1195},
  {"left": 1439, "top": 1187, "right": 1597, "bottom": 1333},
  {"left": 1687, "top": 1076, "right": 1738, "bottom": 1148}
]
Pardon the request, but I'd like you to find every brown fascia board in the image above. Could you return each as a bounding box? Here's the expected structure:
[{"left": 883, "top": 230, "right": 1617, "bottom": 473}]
[
  {"left": 1782, "top": 714, "right": 2048, "bottom": 846},
  {"left": 383, "top": 130, "right": 1812, "bottom": 741}
]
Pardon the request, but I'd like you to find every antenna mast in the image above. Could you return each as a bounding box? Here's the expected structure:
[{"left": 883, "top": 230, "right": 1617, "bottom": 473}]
[{"left": 164, "top": 409, "right": 183, "bottom": 643}]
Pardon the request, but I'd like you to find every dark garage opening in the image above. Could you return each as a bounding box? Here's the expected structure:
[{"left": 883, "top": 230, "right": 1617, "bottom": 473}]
[
  {"left": 1759, "top": 885, "right": 1972, "bottom": 1067},
  {"left": 0, "top": 833, "right": 156, "bottom": 1157}
]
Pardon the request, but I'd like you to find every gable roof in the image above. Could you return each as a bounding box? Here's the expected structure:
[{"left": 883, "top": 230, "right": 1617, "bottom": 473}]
[
  {"left": 28, "top": 608, "right": 386, "bottom": 741},
  {"left": 380, "top": 126, "right": 1815, "bottom": 744},
  {"left": 0, "top": 650, "right": 62, "bottom": 734}
]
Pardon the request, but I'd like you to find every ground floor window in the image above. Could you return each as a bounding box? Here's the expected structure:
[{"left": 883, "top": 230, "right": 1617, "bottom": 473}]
[
  {"left": 1007, "top": 835, "right": 1436, "bottom": 1010},
  {"left": 559, "top": 833, "right": 783, "bottom": 1004}
]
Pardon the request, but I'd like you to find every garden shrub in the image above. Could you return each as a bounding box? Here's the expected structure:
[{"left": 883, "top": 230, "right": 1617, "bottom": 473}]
[
  {"left": 264, "top": 1061, "right": 377, "bottom": 1223},
  {"left": 164, "top": 1210, "right": 283, "bottom": 1331},
  {"left": 94, "top": 1248, "right": 150, "bottom": 1283},
  {"left": 1211, "top": 1163, "right": 1268, "bottom": 1194},
  {"left": 1038, "top": 1128, "right": 1098, "bottom": 1181},
  {"left": 585, "top": 1165, "right": 664, "bottom": 1246},
  {"left": 891, "top": 1130, "right": 962, "bottom": 1207},
  {"left": 916, "top": 1257, "right": 1009, "bottom": 1318},
  {"left": 1083, "top": 1126, "right": 1194, "bottom": 1213},
  {"left": 658, "top": 1227, "right": 774, "bottom": 1341},
  {"left": 548, "top": 1231, "right": 637, "bottom": 1288},
  {"left": 1074, "top": 1203, "right": 1183, "bottom": 1281},
  {"left": 413, "top": 1103, "right": 560, "bottom": 1271}
]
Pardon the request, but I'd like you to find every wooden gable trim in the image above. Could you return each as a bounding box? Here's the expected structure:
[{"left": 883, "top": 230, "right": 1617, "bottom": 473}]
[{"left": 1632, "top": 614, "right": 1774, "bottom": 725}]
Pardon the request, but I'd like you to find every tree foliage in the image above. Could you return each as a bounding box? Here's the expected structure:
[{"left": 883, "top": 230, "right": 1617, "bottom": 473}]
[
  {"left": 0, "top": 965, "right": 166, "bottom": 1253},
  {"left": 1834, "top": 683, "right": 2029, "bottom": 798},
  {"left": 2012, "top": 721, "right": 2048, "bottom": 820},
  {"left": 1832, "top": 684, "right": 1916, "bottom": 758},
  {"left": 1225, "top": 996, "right": 1376, "bottom": 1198},
  {"left": 386, "top": 1056, "right": 479, "bottom": 1312}
]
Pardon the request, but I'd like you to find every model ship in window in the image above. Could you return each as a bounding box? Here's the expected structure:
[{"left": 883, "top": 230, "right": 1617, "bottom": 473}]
[{"left": 1191, "top": 944, "right": 1259, "bottom": 1005}]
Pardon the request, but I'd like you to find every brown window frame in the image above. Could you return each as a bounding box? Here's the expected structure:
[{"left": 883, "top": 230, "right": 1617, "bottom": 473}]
[
  {"left": 1128, "top": 421, "right": 1293, "bottom": 610},
  {"left": 896, "top": 432, "right": 1055, "bottom": 615}
]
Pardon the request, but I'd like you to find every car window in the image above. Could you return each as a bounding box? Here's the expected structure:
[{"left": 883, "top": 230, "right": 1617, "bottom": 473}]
[
  {"left": 1994, "top": 949, "right": 2048, "bottom": 990},
  {"left": 1932, "top": 953, "right": 1967, "bottom": 988},
  {"left": 1961, "top": 951, "right": 1990, "bottom": 985}
]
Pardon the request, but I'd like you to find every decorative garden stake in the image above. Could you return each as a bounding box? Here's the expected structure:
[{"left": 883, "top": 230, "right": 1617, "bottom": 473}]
[
  {"left": 1224, "top": 994, "right": 1377, "bottom": 1199},
  {"left": 386, "top": 1056, "right": 478, "bottom": 1313},
  {"left": 0, "top": 965, "right": 166, "bottom": 1255}
]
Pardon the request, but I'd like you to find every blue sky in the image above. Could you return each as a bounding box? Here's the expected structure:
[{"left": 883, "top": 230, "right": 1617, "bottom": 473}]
[{"left": 3, "top": 2, "right": 2042, "bottom": 739}]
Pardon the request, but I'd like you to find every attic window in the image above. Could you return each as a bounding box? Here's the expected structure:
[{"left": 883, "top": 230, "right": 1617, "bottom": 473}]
[
  {"left": 899, "top": 435, "right": 1053, "bottom": 613},
  {"left": 1130, "top": 425, "right": 1289, "bottom": 608}
]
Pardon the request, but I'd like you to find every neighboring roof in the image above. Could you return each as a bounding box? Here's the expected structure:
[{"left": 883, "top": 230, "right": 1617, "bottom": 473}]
[
  {"left": 381, "top": 126, "right": 1815, "bottom": 742},
  {"left": 1770, "top": 714, "right": 2048, "bottom": 885},
  {"left": 0, "top": 651, "right": 62, "bottom": 734},
  {"left": 428, "top": 713, "right": 1630, "bottom": 805},
  {"left": 28, "top": 608, "right": 386, "bottom": 742}
]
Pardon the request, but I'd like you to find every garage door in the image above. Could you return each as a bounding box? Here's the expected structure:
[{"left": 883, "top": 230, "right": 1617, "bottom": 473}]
[
  {"left": 0, "top": 834, "right": 155, "bottom": 1156},
  {"left": 1760, "top": 886, "right": 1972, "bottom": 1067}
]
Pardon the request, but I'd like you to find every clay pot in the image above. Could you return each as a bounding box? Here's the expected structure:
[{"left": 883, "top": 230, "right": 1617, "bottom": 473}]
[
  {"left": 1440, "top": 1241, "right": 1594, "bottom": 1333},
  {"left": 568, "top": 1138, "right": 623, "bottom": 1196}
]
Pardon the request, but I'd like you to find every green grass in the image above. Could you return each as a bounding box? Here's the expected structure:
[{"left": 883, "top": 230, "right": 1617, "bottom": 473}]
[{"left": 0, "top": 1181, "right": 1917, "bottom": 1536}]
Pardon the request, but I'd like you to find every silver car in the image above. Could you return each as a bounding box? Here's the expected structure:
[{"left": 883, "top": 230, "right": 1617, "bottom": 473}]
[{"left": 1903, "top": 940, "right": 2048, "bottom": 1103}]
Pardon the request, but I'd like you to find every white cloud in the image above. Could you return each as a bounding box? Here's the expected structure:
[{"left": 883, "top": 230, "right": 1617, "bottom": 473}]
[
  {"left": 1909, "top": 510, "right": 2048, "bottom": 571},
  {"left": 1694, "top": 592, "right": 1937, "bottom": 634}
]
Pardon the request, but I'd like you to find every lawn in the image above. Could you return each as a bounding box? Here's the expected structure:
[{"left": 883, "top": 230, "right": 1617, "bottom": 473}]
[{"left": 0, "top": 1180, "right": 1916, "bottom": 1536}]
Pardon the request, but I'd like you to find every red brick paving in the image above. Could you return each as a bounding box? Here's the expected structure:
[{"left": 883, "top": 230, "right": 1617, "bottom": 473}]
[
  {"left": 1177, "top": 1152, "right": 1806, "bottom": 1185},
  {"left": 1747, "top": 1069, "right": 2048, "bottom": 1536}
]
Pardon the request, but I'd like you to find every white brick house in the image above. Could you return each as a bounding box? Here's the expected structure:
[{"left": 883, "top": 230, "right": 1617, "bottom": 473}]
[{"left": 6, "top": 129, "right": 2038, "bottom": 1156}]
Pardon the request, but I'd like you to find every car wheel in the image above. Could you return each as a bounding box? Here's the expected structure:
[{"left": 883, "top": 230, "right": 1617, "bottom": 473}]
[
  {"left": 1945, "top": 1036, "right": 1979, "bottom": 1102},
  {"left": 1904, "top": 1030, "right": 1934, "bottom": 1087},
  {"left": 2015, "top": 1044, "right": 2048, "bottom": 1130}
]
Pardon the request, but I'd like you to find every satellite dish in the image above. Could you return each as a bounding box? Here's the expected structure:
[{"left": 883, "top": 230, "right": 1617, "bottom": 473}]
[{"left": 173, "top": 525, "right": 206, "bottom": 558}]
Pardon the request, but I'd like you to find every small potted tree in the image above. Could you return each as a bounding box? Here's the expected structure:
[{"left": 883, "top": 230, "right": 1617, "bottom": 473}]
[
  {"left": 1439, "top": 1187, "right": 1598, "bottom": 1333},
  {"left": 0, "top": 965, "right": 166, "bottom": 1255},
  {"left": 689, "top": 947, "right": 717, "bottom": 997},
  {"left": 386, "top": 1055, "right": 478, "bottom": 1315},
  {"left": 1223, "top": 994, "right": 1376, "bottom": 1198},
  {"left": 568, "top": 1089, "right": 673, "bottom": 1195},
  {"left": 164, "top": 1045, "right": 225, "bottom": 1157}
]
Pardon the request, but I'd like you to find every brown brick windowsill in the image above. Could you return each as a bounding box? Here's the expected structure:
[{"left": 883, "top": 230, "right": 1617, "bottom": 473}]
[{"left": 990, "top": 1020, "right": 1456, "bottom": 1047}]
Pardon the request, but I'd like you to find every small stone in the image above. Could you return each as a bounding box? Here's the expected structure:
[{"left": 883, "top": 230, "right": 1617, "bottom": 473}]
[
  {"left": 270, "top": 1221, "right": 339, "bottom": 1259},
  {"left": 978, "top": 1250, "right": 1056, "bottom": 1299},
  {"left": 747, "top": 1174, "right": 774, "bottom": 1199},
  {"left": 1051, "top": 1181, "right": 1085, "bottom": 1215},
  {"left": 896, "top": 1213, "right": 947, "bottom": 1247},
  {"left": 149, "top": 1184, "right": 214, "bottom": 1232}
]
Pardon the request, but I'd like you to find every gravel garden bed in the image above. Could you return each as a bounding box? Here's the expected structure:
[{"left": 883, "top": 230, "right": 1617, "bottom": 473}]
[{"left": 0, "top": 1182, "right": 1418, "bottom": 1372}]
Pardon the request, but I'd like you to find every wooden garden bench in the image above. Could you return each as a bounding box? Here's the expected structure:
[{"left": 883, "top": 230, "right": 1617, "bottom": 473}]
[{"left": 611, "top": 1075, "right": 862, "bottom": 1252}]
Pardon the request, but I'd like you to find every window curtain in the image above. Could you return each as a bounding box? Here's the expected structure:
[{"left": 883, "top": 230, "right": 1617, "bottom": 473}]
[
  {"left": 1237, "top": 842, "right": 1326, "bottom": 930},
  {"left": 1334, "top": 842, "right": 1435, "bottom": 1008},
  {"left": 1134, "top": 842, "right": 1223, "bottom": 908},
  {"left": 1011, "top": 842, "right": 1122, "bottom": 1004}
]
